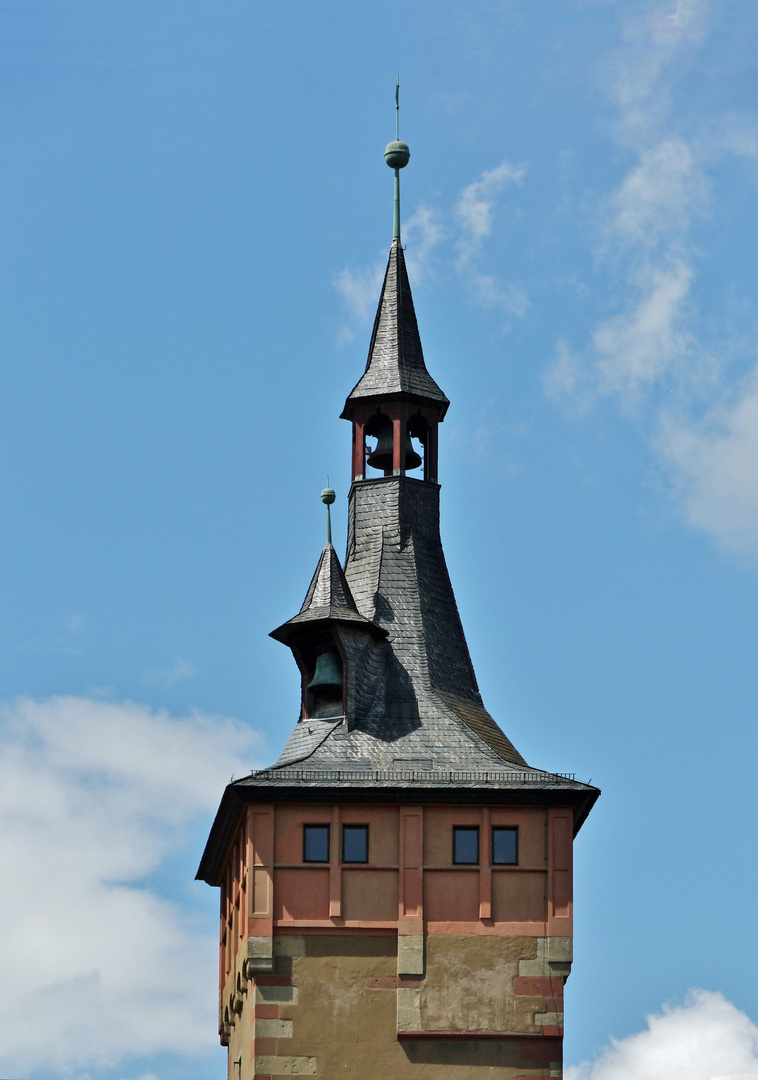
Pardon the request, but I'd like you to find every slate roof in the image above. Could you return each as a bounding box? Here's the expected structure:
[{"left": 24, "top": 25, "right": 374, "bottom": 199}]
[
  {"left": 341, "top": 239, "right": 449, "bottom": 418},
  {"left": 196, "top": 220, "right": 601, "bottom": 888},
  {"left": 269, "top": 542, "right": 383, "bottom": 643},
  {"left": 264, "top": 476, "right": 529, "bottom": 773}
]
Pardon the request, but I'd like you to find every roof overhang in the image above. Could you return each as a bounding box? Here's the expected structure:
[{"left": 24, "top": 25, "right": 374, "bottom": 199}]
[{"left": 196, "top": 774, "right": 600, "bottom": 886}]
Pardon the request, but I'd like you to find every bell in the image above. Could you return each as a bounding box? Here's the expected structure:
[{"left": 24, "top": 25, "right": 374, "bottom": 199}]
[
  {"left": 366, "top": 427, "right": 422, "bottom": 473},
  {"left": 306, "top": 651, "right": 343, "bottom": 698}
]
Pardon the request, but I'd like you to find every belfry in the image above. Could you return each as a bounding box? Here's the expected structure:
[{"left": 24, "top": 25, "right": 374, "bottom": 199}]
[{"left": 197, "top": 107, "right": 599, "bottom": 1080}]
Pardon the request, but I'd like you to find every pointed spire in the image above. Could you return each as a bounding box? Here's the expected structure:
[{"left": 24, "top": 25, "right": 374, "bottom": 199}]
[
  {"left": 270, "top": 487, "right": 385, "bottom": 644},
  {"left": 270, "top": 542, "right": 382, "bottom": 643},
  {"left": 341, "top": 239, "right": 449, "bottom": 418},
  {"left": 342, "top": 92, "right": 448, "bottom": 420}
]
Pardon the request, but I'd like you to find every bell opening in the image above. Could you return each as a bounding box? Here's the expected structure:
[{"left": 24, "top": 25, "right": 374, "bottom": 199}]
[
  {"left": 406, "top": 414, "right": 428, "bottom": 476},
  {"left": 364, "top": 411, "right": 425, "bottom": 476},
  {"left": 305, "top": 649, "right": 344, "bottom": 720},
  {"left": 365, "top": 413, "right": 394, "bottom": 476},
  {"left": 406, "top": 433, "right": 423, "bottom": 473}
]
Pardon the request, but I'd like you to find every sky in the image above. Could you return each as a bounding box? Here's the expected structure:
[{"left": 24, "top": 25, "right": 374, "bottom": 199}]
[{"left": 1, "top": 1, "right": 758, "bottom": 1077}]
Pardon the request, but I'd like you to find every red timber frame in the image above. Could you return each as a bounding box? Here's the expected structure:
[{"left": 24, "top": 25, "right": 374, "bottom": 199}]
[{"left": 350, "top": 401, "right": 441, "bottom": 484}]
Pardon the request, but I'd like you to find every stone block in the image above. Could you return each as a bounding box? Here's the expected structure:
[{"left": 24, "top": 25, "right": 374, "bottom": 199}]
[
  {"left": 396, "top": 987, "right": 422, "bottom": 1031},
  {"left": 547, "top": 937, "right": 573, "bottom": 963},
  {"left": 535, "top": 1012, "right": 563, "bottom": 1027},
  {"left": 254, "top": 1019, "right": 294, "bottom": 1039},
  {"left": 255, "top": 1056, "right": 316, "bottom": 1075},
  {"left": 255, "top": 985, "right": 298, "bottom": 1005},
  {"left": 247, "top": 936, "right": 274, "bottom": 974},
  {"left": 397, "top": 933, "right": 424, "bottom": 976}
]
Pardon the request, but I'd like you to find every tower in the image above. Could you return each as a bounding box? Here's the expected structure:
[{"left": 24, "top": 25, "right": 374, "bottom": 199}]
[{"left": 197, "top": 111, "right": 599, "bottom": 1080}]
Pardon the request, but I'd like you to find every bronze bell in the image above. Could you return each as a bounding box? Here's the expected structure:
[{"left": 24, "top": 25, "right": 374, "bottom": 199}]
[
  {"left": 366, "top": 426, "right": 422, "bottom": 473},
  {"left": 306, "top": 651, "right": 343, "bottom": 698}
]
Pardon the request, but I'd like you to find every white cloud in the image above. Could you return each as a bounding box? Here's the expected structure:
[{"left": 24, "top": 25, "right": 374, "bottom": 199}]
[
  {"left": 334, "top": 260, "right": 385, "bottom": 329},
  {"left": 403, "top": 204, "right": 444, "bottom": 281},
  {"left": 333, "top": 203, "right": 443, "bottom": 342},
  {"left": 567, "top": 989, "right": 758, "bottom": 1080},
  {"left": 0, "top": 695, "right": 263, "bottom": 1074},
  {"left": 593, "top": 256, "right": 694, "bottom": 399},
  {"left": 660, "top": 369, "right": 758, "bottom": 553},
  {"left": 610, "top": 138, "right": 708, "bottom": 248},
  {"left": 453, "top": 161, "right": 527, "bottom": 318},
  {"left": 463, "top": 267, "right": 528, "bottom": 318},
  {"left": 544, "top": 1, "right": 758, "bottom": 549},
  {"left": 608, "top": 0, "right": 707, "bottom": 145},
  {"left": 143, "top": 657, "right": 199, "bottom": 687},
  {"left": 455, "top": 160, "right": 525, "bottom": 264},
  {"left": 333, "top": 163, "right": 526, "bottom": 338}
]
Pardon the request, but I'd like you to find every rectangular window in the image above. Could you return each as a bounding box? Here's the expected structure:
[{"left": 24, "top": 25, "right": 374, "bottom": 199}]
[
  {"left": 453, "top": 826, "right": 479, "bottom": 865},
  {"left": 303, "top": 824, "right": 330, "bottom": 863},
  {"left": 342, "top": 825, "right": 369, "bottom": 863},
  {"left": 492, "top": 826, "right": 518, "bottom": 865}
]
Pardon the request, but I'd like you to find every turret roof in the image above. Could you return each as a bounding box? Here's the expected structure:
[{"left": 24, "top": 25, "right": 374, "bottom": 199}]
[
  {"left": 341, "top": 239, "right": 449, "bottom": 418},
  {"left": 269, "top": 542, "right": 383, "bottom": 644}
]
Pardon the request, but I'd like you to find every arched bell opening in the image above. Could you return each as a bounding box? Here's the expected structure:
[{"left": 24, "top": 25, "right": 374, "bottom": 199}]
[{"left": 296, "top": 632, "right": 346, "bottom": 720}]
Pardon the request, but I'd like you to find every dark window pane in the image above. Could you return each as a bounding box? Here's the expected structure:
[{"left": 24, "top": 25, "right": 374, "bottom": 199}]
[
  {"left": 342, "top": 825, "right": 368, "bottom": 863},
  {"left": 453, "top": 826, "right": 479, "bottom": 865},
  {"left": 303, "top": 825, "right": 330, "bottom": 863},
  {"left": 492, "top": 827, "right": 518, "bottom": 865}
]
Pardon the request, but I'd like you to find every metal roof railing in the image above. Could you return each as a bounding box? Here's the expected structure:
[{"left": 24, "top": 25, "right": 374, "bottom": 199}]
[{"left": 245, "top": 768, "right": 579, "bottom": 786}]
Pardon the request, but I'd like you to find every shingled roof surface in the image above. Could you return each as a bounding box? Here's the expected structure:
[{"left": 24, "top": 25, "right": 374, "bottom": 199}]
[
  {"left": 263, "top": 476, "right": 530, "bottom": 774},
  {"left": 270, "top": 542, "right": 381, "bottom": 641},
  {"left": 342, "top": 239, "right": 449, "bottom": 414},
  {"left": 196, "top": 236, "right": 601, "bottom": 887}
]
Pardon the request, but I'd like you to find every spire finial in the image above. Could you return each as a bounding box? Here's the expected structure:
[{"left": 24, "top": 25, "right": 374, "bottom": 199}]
[
  {"left": 395, "top": 72, "right": 400, "bottom": 141},
  {"left": 321, "top": 478, "right": 336, "bottom": 545},
  {"left": 384, "top": 75, "right": 410, "bottom": 242}
]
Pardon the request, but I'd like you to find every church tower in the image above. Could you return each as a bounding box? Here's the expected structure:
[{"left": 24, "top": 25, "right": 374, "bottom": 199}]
[{"left": 197, "top": 114, "right": 599, "bottom": 1080}]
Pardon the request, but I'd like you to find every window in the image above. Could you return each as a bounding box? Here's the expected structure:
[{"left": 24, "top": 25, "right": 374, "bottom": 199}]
[
  {"left": 453, "top": 826, "right": 479, "bottom": 865},
  {"left": 303, "top": 824, "right": 330, "bottom": 863},
  {"left": 492, "top": 826, "right": 518, "bottom": 865},
  {"left": 342, "top": 825, "right": 368, "bottom": 863}
]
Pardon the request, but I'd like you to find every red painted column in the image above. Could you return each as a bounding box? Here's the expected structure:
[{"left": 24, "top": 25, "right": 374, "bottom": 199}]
[
  {"left": 329, "top": 804, "right": 342, "bottom": 918},
  {"left": 352, "top": 421, "right": 365, "bottom": 482}
]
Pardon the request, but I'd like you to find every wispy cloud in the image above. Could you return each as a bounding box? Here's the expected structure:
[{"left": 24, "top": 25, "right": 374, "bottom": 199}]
[
  {"left": 545, "top": 0, "right": 758, "bottom": 553},
  {"left": 660, "top": 369, "right": 758, "bottom": 554},
  {"left": 334, "top": 260, "right": 385, "bottom": 332},
  {"left": 0, "top": 695, "right": 263, "bottom": 1074},
  {"left": 605, "top": 0, "right": 707, "bottom": 146},
  {"left": 454, "top": 161, "right": 527, "bottom": 317},
  {"left": 403, "top": 204, "right": 444, "bottom": 281},
  {"left": 142, "top": 657, "right": 199, "bottom": 688},
  {"left": 567, "top": 989, "right": 758, "bottom": 1080},
  {"left": 333, "top": 203, "right": 444, "bottom": 343},
  {"left": 607, "top": 137, "right": 708, "bottom": 249},
  {"left": 455, "top": 160, "right": 525, "bottom": 264},
  {"left": 333, "top": 162, "right": 527, "bottom": 338},
  {"left": 593, "top": 256, "right": 695, "bottom": 400}
]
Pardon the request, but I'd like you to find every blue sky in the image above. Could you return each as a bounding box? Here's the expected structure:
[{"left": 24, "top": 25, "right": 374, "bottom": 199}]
[{"left": 2, "top": 1, "right": 758, "bottom": 1077}]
